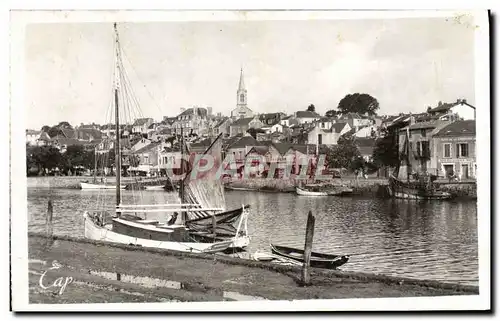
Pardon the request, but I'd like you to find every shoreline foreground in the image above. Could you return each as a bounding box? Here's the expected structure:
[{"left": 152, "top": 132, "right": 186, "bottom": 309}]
[{"left": 28, "top": 233, "right": 478, "bottom": 304}]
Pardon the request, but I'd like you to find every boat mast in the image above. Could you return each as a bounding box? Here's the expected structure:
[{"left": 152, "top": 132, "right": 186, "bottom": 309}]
[
  {"left": 179, "top": 127, "right": 185, "bottom": 223},
  {"left": 406, "top": 126, "right": 410, "bottom": 183},
  {"left": 93, "top": 145, "right": 98, "bottom": 183},
  {"left": 114, "top": 22, "right": 122, "bottom": 211}
]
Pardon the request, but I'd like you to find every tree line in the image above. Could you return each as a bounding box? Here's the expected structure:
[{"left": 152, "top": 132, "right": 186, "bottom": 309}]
[{"left": 26, "top": 145, "right": 114, "bottom": 176}]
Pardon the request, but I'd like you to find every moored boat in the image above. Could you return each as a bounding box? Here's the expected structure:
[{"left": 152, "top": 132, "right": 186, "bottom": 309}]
[
  {"left": 83, "top": 211, "right": 233, "bottom": 253},
  {"left": 80, "top": 182, "right": 126, "bottom": 190},
  {"left": 388, "top": 124, "right": 452, "bottom": 200},
  {"left": 270, "top": 244, "right": 349, "bottom": 269},
  {"left": 82, "top": 22, "right": 250, "bottom": 254},
  {"left": 296, "top": 186, "right": 329, "bottom": 196},
  {"left": 144, "top": 185, "right": 166, "bottom": 191}
]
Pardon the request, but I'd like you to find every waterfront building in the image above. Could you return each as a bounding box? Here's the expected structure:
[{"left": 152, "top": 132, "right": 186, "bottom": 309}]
[{"left": 432, "top": 120, "right": 476, "bottom": 179}]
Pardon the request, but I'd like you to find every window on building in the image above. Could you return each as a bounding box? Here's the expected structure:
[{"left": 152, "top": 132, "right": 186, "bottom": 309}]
[
  {"left": 443, "top": 144, "right": 451, "bottom": 158},
  {"left": 421, "top": 141, "right": 430, "bottom": 157},
  {"left": 457, "top": 143, "right": 469, "bottom": 157},
  {"left": 421, "top": 129, "right": 426, "bottom": 137},
  {"left": 318, "top": 134, "right": 323, "bottom": 145},
  {"left": 240, "top": 94, "right": 245, "bottom": 103}
]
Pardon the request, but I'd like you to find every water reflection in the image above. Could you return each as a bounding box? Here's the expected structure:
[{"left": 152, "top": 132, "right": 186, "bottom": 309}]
[{"left": 27, "top": 186, "right": 478, "bottom": 285}]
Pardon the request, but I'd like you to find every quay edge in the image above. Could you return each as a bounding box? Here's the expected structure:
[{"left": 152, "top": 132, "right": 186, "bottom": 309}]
[{"left": 28, "top": 232, "right": 479, "bottom": 301}]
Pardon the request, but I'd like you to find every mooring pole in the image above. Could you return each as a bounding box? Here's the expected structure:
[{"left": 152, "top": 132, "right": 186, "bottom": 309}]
[
  {"left": 46, "top": 200, "right": 54, "bottom": 239},
  {"left": 301, "top": 210, "right": 315, "bottom": 286},
  {"left": 212, "top": 214, "right": 217, "bottom": 242}
]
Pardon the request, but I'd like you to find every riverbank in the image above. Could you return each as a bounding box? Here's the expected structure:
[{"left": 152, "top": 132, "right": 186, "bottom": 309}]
[
  {"left": 28, "top": 233, "right": 478, "bottom": 304},
  {"left": 226, "top": 178, "right": 478, "bottom": 199},
  {"left": 27, "top": 176, "right": 477, "bottom": 199}
]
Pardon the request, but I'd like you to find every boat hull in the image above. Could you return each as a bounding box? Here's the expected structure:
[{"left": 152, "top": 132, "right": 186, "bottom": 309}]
[
  {"left": 80, "top": 182, "right": 126, "bottom": 190},
  {"left": 388, "top": 176, "right": 452, "bottom": 200},
  {"left": 296, "top": 187, "right": 328, "bottom": 196},
  {"left": 270, "top": 244, "right": 349, "bottom": 269},
  {"left": 144, "top": 185, "right": 165, "bottom": 191},
  {"left": 83, "top": 212, "right": 232, "bottom": 253}
]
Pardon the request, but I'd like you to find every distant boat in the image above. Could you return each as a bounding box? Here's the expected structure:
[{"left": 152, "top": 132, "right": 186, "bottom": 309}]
[
  {"left": 144, "top": 185, "right": 166, "bottom": 191},
  {"left": 388, "top": 175, "right": 452, "bottom": 200},
  {"left": 270, "top": 244, "right": 349, "bottom": 269},
  {"left": 296, "top": 186, "right": 328, "bottom": 196},
  {"left": 80, "top": 182, "right": 126, "bottom": 190},
  {"left": 388, "top": 125, "right": 452, "bottom": 200},
  {"left": 296, "top": 185, "right": 353, "bottom": 196}
]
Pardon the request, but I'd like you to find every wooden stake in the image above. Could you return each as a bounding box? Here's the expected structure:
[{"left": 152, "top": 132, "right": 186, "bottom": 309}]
[
  {"left": 301, "top": 210, "right": 315, "bottom": 286},
  {"left": 212, "top": 214, "right": 217, "bottom": 242},
  {"left": 46, "top": 200, "right": 53, "bottom": 238}
]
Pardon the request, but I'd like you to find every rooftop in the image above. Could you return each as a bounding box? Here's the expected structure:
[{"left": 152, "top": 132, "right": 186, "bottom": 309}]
[
  {"left": 433, "top": 120, "right": 476, "bottom": 137},
  {"left": 231, "top": 117, "right": 257, "bottom": 127},
  {"left": 296, "top": 111, "right": 320, "bottom": 118}
]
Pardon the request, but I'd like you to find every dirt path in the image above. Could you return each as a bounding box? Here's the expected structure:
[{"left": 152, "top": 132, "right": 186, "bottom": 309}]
[{"left": 28, "top": 234, "right": 478, "bottom": 304}]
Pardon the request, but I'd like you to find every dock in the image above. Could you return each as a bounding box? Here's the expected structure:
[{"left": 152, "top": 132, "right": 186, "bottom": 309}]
[{"left": 28, "top": 233, "right": 478, "bottom": 304}]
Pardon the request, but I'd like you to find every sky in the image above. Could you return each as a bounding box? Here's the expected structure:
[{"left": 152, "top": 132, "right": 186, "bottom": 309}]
[{"left": 24, "top": 16, "right": 476, "bottom": 130}]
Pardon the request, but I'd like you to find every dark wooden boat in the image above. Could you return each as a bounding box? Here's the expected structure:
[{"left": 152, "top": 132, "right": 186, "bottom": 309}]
[{"left": 270, "top": 244, "right": 349, "bottom": 269}]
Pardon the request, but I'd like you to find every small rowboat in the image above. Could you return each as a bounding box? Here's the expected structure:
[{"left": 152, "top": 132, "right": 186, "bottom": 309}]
[
  {"left": 80, "top": 182, "right": 126, "bottom": 190},
  {"left": 144, "top": 185, "right": 166, "bottom": 191},
  {"left": 296, "top": 186, "right": 328, "bottom": 196},
  {"left": 270, "top": 244, "right": 349, "bottom": 269}
]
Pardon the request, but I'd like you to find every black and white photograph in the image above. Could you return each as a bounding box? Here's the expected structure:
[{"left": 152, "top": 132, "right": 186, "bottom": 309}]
[{"left": 9, "top": 9, "right": 490, "bottom": 311}]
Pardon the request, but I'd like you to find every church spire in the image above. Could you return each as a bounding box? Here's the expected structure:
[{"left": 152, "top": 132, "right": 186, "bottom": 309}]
[
  {"left": 236, "top": 67, "right": 247, "bottom": 108},
  {"left": 238, "top": 67, "right": 246, "bottom": 91}
]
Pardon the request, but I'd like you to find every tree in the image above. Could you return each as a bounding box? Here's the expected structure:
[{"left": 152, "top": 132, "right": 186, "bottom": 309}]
[
  {"left": 48, "top": 126, "right": 63, "bottom": 138},
  {"left": 57, "top": 121, "right": 73, "bottom": 129},
  {"left": 324, "top": 137, "right": 361, "bottom": 170},
  {"left": 337, "top": 93, "right": 379, "bottom": 116},
  {"left": 325, "top": 109, "right": 338, "bottom": 118},
  {"left": 307, "top": 104, "right": 316, "bottom": 112},
  {"left": 247, "top": 127, "right": 265, "bottom": 139},
  {"left": 372, "top": 126, "right": 400, "bottom": 169},
  {"left": 26, "top": 145, "right": 64, "bottom": 175}
]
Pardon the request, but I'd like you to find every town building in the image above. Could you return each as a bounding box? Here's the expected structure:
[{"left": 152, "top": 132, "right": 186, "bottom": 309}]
[
  {"left": 26, "top": 130, "right": 41, "bottom": 145},
  {"left": 432, "top": 120, "right": 476, "bottom": 179},
  {"left": 427, "top": 99, "right": 476, "bottom": 121},
  {"left": 132, "top": 118, "right": 154, "bottom": 135},
  {"left": 306, "top": 121, "right": 351, "bottom": 146},
  {"left": 173, "top": 106, "right": 209, "bottom": 136},
  {"left": 294, "top": 111, "right": 321, "bottom": 124},
  {"left": 397, "top": 118, "right": 452, "bottom": 178},
  {"left": 229, "top": 116, "right": 264, "bottom": 137}
]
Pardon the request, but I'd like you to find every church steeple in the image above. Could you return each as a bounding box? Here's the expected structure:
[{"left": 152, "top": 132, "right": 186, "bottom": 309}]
[
  {"left": 238, "top": 68, "right": 245, "bottom": 91},
  {"left": 237, "top": 68, "right": 247, "bottom": 108}
]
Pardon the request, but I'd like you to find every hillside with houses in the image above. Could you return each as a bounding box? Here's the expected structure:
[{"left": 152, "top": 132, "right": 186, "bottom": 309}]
[{"left": 26, "top": 97, "right": 476, "bottom": 181}]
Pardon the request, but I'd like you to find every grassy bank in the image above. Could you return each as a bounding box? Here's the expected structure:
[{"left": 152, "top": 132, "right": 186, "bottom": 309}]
[{"left": 28, "top": 233, "right": 478, "bottom": 304}]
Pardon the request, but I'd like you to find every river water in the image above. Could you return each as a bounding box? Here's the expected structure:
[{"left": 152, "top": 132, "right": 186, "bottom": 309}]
[{"left": 27, "top": 185, "right": 478, "bottom": 286}]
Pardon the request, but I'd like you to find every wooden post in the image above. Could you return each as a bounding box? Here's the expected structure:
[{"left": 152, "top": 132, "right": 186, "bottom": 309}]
[
  {"left": 301, "top": 210, "right": 315, "bottom": 286},
  {"left": 212, "top": 214, "right": 217, "bottom": 242},
  {"left": 46, "top": 200, "right": 53, "bottom": 238}
]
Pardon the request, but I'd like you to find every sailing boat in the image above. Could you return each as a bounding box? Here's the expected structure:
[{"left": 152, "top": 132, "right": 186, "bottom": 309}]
[
  {"left": 388, "top": 125, "right": 451, "bottom": 200},
  {"left": 178, "top": 133, "right": 250, "bottom": 250},
  {"left": 83, "top": 23, "right": 248, "bottom": 253}
]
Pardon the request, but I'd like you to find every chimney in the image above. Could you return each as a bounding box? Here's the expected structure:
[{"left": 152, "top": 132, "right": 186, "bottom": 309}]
[
  {"left": 207, "top": 107, "right": 212, "bottom": 116},
  {"left": 180, "top": 107, "right": 186, "bottom": 113}
]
